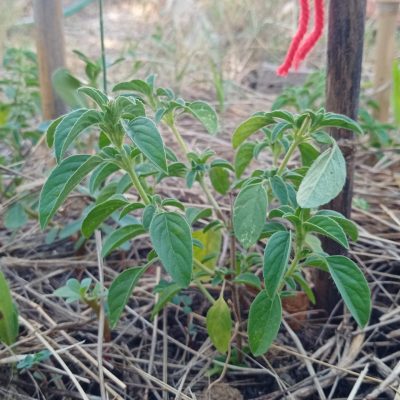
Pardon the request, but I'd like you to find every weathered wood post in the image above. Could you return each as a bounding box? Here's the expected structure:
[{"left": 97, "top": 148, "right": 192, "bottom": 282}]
[
  {"left": 373, "top": 0, "right": 400, "bottom": 122},
  {"left": 314, "top": 0, "right": 367, "bottom": 312},
  {"left": 33, "top": 0, "right": 67, "bottom": 119}
]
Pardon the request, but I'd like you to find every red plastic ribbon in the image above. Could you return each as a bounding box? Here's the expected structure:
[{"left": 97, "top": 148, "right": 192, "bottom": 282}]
[{"left": 277, "top": 0, "right": 324, "bottom": 76}]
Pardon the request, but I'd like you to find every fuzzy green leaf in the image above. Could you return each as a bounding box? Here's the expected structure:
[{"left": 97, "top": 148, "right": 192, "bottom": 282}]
[
  {"left": 305, "top": 216, "right": 349, "bottom": 249},
  {"left": 235, "top": 142, "right": 255, "bottom": 178},
  {"left": 232, "top": 115, "right": 274, "bottom": 148},
  {"left": 81, "top": 195, "right": 129, "bottom": 238},
  {"left": 206, "top": 297, "right": 232, "bottom": 353},
  {"left": 54, "top": 108, "right": 102, "bottom": 162},
  {"left": 318, "top": 113, "right": 363, "bottom": 135},
  {"left": 316, "top": 210, "right": 358, "bottom": 241},
  {"left": 39, "top": 155, "right": 103, "bottom": 228},
  {"left": 233, "top": 273, "right": 261, "bottom": 290},
  {"left": 248, "top": 291, "right": 282, "bottom": 356},
  {"left": 233, "top": 183, "right": 268, "bottom": 248},
  {"left": 186, "top": 101, "right": 219, "bottom": 135},
  {"left": 46, "top": 115, "right": 64, "bottom": 148},
  {"left": 297, "top": 145, "right": 346, "bottom": 208},
  {"left": 326, "top": 256, "right": 371, "bottom": 327},
  {"left": 102, "top": 224, "right": 146, "bottom": 257},
  {"left": 123, "top": 117, "right": 168, "bottom": 173},
  {"left": 108, "top": 267, "right": 146, "bottom": 328},
  {"left": 77, "top": 86, "right": 109, "bottom": 110},
  {"left": 149, "top": 212, "right": 193, "bottom": 287},
  {"left": 209, "top": 166, "right": 230, "bottom": 195},
  {"left": 112, "top": 80, "right": 153, "bottom": 98},
  {"left": 89, "top": 162, "right": 119, "bottom": 194},
  {"left": 263, "top": 231, "right": 292, "bottom": 297},
  {"left": 0, "top": 272, "right": 19, "bottom": 346}
]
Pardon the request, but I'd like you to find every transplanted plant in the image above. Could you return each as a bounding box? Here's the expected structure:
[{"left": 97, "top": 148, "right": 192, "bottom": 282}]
[{"left": 39, "top": 76, "right": 371, "bottom": 357}]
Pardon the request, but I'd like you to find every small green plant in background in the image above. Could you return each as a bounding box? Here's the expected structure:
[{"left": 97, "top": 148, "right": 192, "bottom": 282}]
[
  {"left": 0, "top": 271, "right": 19, "bottom": 346},
  {"left": 273, "top": 70, "right": 397, "bottom": 148},
  {"left": 52, "top": 50, "right": 124, "bottom": 109},
  {"left": 393, "top": 59, "right": 400, "bottom": 127},
  {"left": 0, "top": 47, "right": 41, "bottom": 162},
  {"left": 39, "top": 78, "right": 371, "bottom": 356},
  {"left": 0, "top": 47, "right": 43, "bottom": 233}
]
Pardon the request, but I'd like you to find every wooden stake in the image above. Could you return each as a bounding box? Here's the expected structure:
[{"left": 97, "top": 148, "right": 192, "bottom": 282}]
[
  {"left": 33, "top": 0, "right": 67, "bottom": 119},
  {"left": 373, "top": 0, "right": 400, "bottom": 122},
  {"left": 314, "top": 0, "right": 367, "bottom": 313}
]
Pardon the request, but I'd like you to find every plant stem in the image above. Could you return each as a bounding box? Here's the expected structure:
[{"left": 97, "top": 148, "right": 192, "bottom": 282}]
[
  {"left": 276, "top": 116, "right": 311, "bottom": 176},
  {"left": 195, "top": 280, "right": 215, "bottom": 304},
  {"left": 199, "top": 177, "right": 226, "bottom": 223},
  {"left": 193, "top": 258, "right": 214, "bottom": 275},
  {"left": 98, "top": 0, "right": 107, "bottom": 94},
  {"left": 229, "top": 194, "right": 242, "bottom": 362},
  {"left": 167, "top": 120, "right": 226, "bottom": 222},
  {"left": 169, "top": 120, "right": 189, "bottom": 155},
  {"left": 276, "top": 139, "right": 298, "bottom": 176},
  {"left": 122, "top": 152, "right": 150, "bottom": 205}
]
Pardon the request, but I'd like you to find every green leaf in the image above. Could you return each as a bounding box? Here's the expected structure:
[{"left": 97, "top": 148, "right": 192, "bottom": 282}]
[
  {"left": 193, "top": 228, "right": 221, "bottom": 270},
  {"left": 115, "top": 96, "right": 146, "bottom": 118},
  {"left": 77, "top": 86, "right": 109, "bottom": 110},
  {"left": 318, "top": 113, "right": 363, "bottom": 135},
  {"left": 108, "top": 267, "right": 146, "bottom": 328},
  {"left": 326, "top": 256, "right": 371, "bottom": 327},
  {"left": 235, "top": 142, "right": 255, "bottom": 178},
  {"left": 233, "top": 183, "right": 268, "bottom": 248},
  {"left": 305, "top": 215, "right": 349, "bottom": 249},
  {"left": 112, "top": 80, "right": 153, "bottom": 98},
  {"left": 119, "top": 203, "right": 145, "bottom": 219},
  {"left": 393, "top": 60, "right": 400, "bottom": 126},
  {"left": 298, "top": 142, "right": 320, "bottom": 167},
  {"left": 81, "top": 195, "right": 129, "bottom": 238},
  {"left": 316, "top": 210, "right": 358, "bottom": 241},
  {"left": 151, "top": 283, "right": 182, "bottom": 318},
  {"left": 185, "top": 207, "right": 212, "bottom": 225},
  {"left": 4, "top": 203, "right": 28, "bottom": 230},
  {"left": 102, "top": 224, "right": 146, "bottom": 257},
  {"left": 248, "top": 291, "right": 282, "bottom": 356},
  {"left": 46, "top": 116, "right": 64, "bottom": 148},
  {"left": 39, "top": 155, "right": 103, "bottom": 228},
  {"left": 297, "top": 144, "right": 346, "bottom": 208},
  {"left": 0, "top": 271, "right": 19, "bottom": 345},
  {"left": 263, "top": 231, "right": 292, "bottom": 297},
  {"left": 270, "top": 176, "right": 290, "bottom": 206},
  {"left": 232, "top": 115, "right": 274, "bottom": 149},
  {"left": 123, "top": 117, "right": 168, "bottom": 173},
  {"left": 233, "top": 273, "right": 261, "bottom": 290},
  {"left": 149, "top": 212, "right": 193, "bottom": 287},
  {"left": 142, "top": 205, "right": 156, "bottom": 230},
  {"left": 206, "top": 297, "right": 232, "bottom": 353},
  {"left": 89, "top": 162, "right": 119, "bottom": 194},
  {"left": 54, "top": 108, "right": 102, "bottom": 162},
  {"left": 209, "top": 167, "right": 230, "bottom": 195},
  {"left": 292, "top": 273, "right": 315, "bottom": 304},
  {"left": 185, "top": 101, "right": 219, "bottom": 135}
]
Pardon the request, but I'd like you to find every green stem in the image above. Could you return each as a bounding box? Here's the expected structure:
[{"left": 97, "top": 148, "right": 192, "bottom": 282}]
[
  {"left": 169, "top": 120, "right": 190, "bottom": 155},
  {"left": 276, "top": 139, "right": 298, "bottom": 176},
  {"left": 276, "top": 116, "right": 311, "bottom": 176},
  {"left": 195, "top": 280, "right": 215, "bottom": 304},
  {"left": 199, "top": 177, "right": 226, "bottom": 223},
  {"left": 193, "top": 258, "right": 214, "bottom": 276},
  {"left": 122, "top": 152, "right": 150, "bottom": 205}
]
